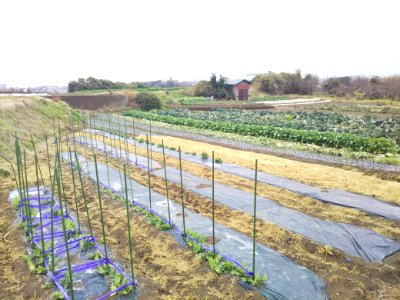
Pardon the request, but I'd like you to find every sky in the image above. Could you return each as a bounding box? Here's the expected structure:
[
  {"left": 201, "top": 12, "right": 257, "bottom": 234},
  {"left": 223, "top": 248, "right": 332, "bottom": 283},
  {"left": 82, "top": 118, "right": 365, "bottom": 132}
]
[{"left": 0, "top": 0, "right": 399, "bottom": 87}]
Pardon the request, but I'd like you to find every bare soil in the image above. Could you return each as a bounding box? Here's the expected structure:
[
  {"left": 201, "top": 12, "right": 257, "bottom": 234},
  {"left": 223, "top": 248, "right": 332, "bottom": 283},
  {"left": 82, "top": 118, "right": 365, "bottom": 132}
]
[{"left": 0, "top": 176, "right": 51, "bottom": 299}]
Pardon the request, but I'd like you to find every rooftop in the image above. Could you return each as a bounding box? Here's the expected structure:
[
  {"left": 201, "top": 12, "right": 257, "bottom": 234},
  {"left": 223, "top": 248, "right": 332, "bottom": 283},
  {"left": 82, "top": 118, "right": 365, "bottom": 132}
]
[{"left": 226, "top": 79, "right": 251, "bottom": 85}]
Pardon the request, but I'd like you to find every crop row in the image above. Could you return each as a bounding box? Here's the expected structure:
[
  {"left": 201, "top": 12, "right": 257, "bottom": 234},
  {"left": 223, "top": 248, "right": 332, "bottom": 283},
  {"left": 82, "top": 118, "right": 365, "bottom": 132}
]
[
  {"left": 123, "top": 110, "right": 398, "bottom": 154},
  {"left": 153, "top": 109, "right": 400, "bottom": 143}
]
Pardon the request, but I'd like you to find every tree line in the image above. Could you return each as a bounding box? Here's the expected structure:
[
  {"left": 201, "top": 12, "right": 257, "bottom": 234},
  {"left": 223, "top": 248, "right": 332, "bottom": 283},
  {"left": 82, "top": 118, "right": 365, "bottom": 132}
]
[
  {"left": 68, "top": 77, "right": 192, "bottom": 93},
  {"left": 69, "top": 73, "right": 400, "bottom": 100},
  {"left": 252, "top": 71, "right": 400, "bottom": 100}
]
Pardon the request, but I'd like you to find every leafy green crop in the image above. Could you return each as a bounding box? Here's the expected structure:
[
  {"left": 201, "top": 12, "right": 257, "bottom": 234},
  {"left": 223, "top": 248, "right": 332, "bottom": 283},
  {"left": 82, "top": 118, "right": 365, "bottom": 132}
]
[{"left": 123, "top": 110, "right": 398, "bottom": 154}]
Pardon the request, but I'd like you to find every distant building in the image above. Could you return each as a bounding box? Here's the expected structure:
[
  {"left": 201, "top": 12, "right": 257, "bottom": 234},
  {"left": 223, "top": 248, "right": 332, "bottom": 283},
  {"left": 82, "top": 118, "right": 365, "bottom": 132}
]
[
  {"left": 227, "top": 79, "right": 251, "bottom": 100},
  {"left": 0, "top": 83, "right": 6, "bottom": 91}
]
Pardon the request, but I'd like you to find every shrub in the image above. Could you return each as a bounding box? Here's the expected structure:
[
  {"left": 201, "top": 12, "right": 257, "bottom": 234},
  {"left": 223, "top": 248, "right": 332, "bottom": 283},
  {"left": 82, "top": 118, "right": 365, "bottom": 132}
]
[
  {"left": 215, "top": 157, "right": 223, "bottom": 163},
  {"left": 134, "top": 93, "right": 161, "bottom": 111},
  {"left": 201, "top": 152, "right": 209, "bottom": 159}
]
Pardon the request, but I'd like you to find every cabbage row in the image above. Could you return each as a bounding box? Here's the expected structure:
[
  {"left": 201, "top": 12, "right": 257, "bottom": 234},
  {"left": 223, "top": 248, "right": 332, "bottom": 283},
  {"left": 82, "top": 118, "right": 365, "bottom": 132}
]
[
  {"left": 153, "top": 109, "right": 400, "bottom": 143},
  {"left": 123, "top": 110, "right": 398, "bottom": 154}
]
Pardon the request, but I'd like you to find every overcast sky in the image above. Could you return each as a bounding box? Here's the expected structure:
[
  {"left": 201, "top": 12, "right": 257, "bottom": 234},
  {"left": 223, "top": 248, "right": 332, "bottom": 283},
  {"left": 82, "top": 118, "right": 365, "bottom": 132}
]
[{"left": 1, "top": 0, "right": 399, "bottom": 87}]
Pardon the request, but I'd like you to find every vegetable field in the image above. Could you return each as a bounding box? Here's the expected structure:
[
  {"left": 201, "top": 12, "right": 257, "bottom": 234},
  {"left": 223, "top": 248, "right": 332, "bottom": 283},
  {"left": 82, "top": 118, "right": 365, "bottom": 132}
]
[
  {"left": 1, "top": 99, "right": 399, "bottom": 300},
  {"left": 123, "top": 109, "right": 400, "bottom": 154}
]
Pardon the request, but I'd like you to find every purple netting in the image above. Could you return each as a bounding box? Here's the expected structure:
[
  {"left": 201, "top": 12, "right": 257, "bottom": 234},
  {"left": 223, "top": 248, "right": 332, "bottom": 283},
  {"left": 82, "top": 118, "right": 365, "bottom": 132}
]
[{"left": 11, "top": 187, "right": 136, "bottom": 299}]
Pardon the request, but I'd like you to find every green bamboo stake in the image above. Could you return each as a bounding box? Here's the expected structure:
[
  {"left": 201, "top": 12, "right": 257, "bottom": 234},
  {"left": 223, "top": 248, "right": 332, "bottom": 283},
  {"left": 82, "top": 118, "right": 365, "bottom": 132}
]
[
  {"left": 124, "top": 165, "right": 135, "bottom": 283},
  {"left": 74, "top": 150, "right": 93, "bottom": 236},
  {"left": 23, "top": 150, "right": 34, "bottom": 236},
  {"left": 16, "top": 145, "right": 31, "bottom": 220},
  {"left": 14, "top": 138, "right": 30, "bottom": 232},
  {"left": 58, "top": 121, "right": 63, "bottom": 155},
  {"left": 65, "top": 124, "right": 70, "bottom": 151},
  {"left": 68, "top": 147, "right": 81, "bottom": 229},
  {"left": 34, "top": 154, "right": 46, "bottom": 252},
  {"left": 212, "top": 151, "right": 216, "bottom": 256},
  {"left": 45, "top": 133, "right": 53, "bottom": 184},
  {"left": 50, "top": 155, "right": 57, "bottom": 272},
  {"left": 124, "top": 118, "right": 129, "bottom": 162},
  {"left": 149, "top": 119, "right": 153, "bottom": 170},
  {"left": 93, "top": 154, "right": 108, "bottom": 259},
  {"left": 14, "top": 137, "right": 24, "bottom": 210},
  {"left": 82, "top": 131, "right": 90, "bottom": 171},
  {"left": 101, "top": 114, "right": 107, "bottom": 154},
  {"left": 178, "top": 147, "right": 186, "bottom": 234},
  {"left": 161, "top": 140, "right": 171, "bottom": 225},
  {"left": 105, "top": 151, "right": 110, "bottom": 187},
  {"left": 30, "top": 134, "right": 46, "bottom": 188},
  {"left": 52, "top": 118, "right": 56, "bottom": 140},
  {"left": 146, "top": 134, "right": 152, "bottom": 209},
  {"left": 57, "top": 141, "right": 69, "bottom": 215},
  {"left": 127, "top": 166, "right": 134, "bottom": 201},
  {"left": 132, "top": 118, "right": 138, "bottom": 164},
  {"left": 107, "top": 113, "right": 113, "bottom": 151},
  {"left": 252, "top": 159, "right": 258, "bottom": 280},
  {"left": 117, "top": 115, "right": 122, "bottom": 159},
  {"left": 55, "top": 165, "right": 74, "bottom": 300}
]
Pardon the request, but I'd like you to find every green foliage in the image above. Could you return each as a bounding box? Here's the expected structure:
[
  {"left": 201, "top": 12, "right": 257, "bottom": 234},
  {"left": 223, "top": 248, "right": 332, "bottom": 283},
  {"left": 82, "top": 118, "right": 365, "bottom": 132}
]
[
  {"left": 87, "top": 250, "right": 103, "bottom": 260},
  {"left": 97, "top": 263, "right": 135, "bottom": 295},
  {"left": 64, "top": 218, "right": 76, "bottom": 231},
  {"left": 242, "top": 273, "right": 268, "bottom": 286},
  {"left": 191, "top": 74, "right": 234, "bottom": 99},
  {"left": 50, "top": 291, "right": 64, "bottom": 300},
  {"left": 141, "top": 209, "right": 171, "bottom": 230},
  {"left": 18, "top": 221, "right": 29, "bottom": 236},
  {"left": 253, "top": 70, "right": 318, "bottom": 95},
  {"left": 191, "top": 152, "right": 197, "bottom": 156},
  {"left": 12, "top": 196, "right": 21, "bottom": 210},
  {"left": 201, "top": 152, "right": 209, "bottom": 159},
  {"left": 123, "top": 110, "right": 399, "bottom": 154},
  {"left": 60, "top": 272, "right": 72, "bottom": 289},
  {"left": 97, "top": 263, "right": 112, "bottom": 275},
  {"left": 24, "top": 247, "right": 47, "bottom": 274},
  {"left": 214, "top": 157, "right": 223, "bottom": 163},
  {"left": 0, "top": 168, "right": 10, "bottom": 178},
  {"left": 134, "top": 93, "right": 161, "bottom": 111},
  {"left": 80, "top": 239, "right": 95, "bottom": 252},
  {"left": 68, "top": 77, "right": 146, "bottom": 93},
  {"left": 169, "top": 146, "right": 176, "bottom": 151},
  {"left": 147, "top": 215, "right": 171, "bottom": 230},
  {"left": 183, "top": 230, "right": 266, "bottom": 286}
]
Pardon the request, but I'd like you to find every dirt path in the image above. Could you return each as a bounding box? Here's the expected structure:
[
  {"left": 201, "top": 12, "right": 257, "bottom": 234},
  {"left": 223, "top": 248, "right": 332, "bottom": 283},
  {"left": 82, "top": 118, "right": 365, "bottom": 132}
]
[
  {"left": 76, "top": 143, "right": 400, "bottom": 300},
  {"left": 254, "top": 98, "right": 331, "bottom": 106}
]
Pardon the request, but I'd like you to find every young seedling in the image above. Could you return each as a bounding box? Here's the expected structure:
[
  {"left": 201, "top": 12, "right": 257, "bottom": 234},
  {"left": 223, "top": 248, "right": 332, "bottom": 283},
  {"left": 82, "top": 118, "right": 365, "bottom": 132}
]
[{"left": 201, "top": 152, "right": 209, "bottom": 160}]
